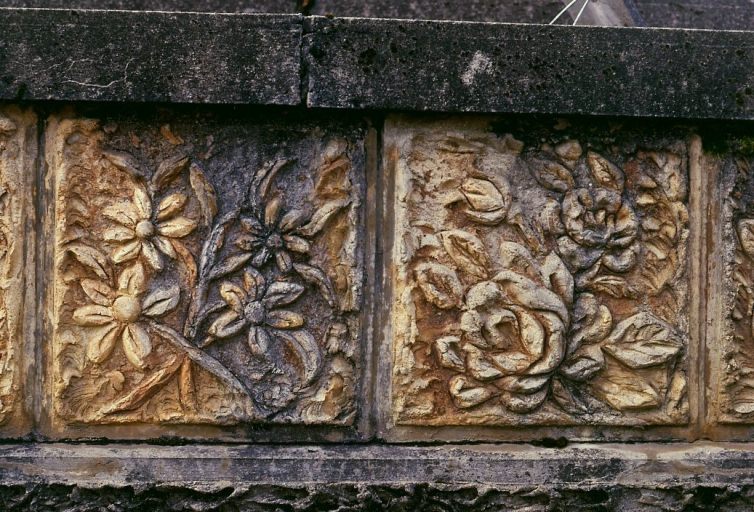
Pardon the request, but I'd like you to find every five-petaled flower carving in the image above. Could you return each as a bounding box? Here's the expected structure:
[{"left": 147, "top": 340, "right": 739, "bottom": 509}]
[
  {"left": 103, "top": 185, "right": 197, "bottom": 271},
  {"left": 237, "top": 197, "right": 310, "bottom": 273},
  {"left": 73, "top": 263, "right": 179, "bottom": 369}
]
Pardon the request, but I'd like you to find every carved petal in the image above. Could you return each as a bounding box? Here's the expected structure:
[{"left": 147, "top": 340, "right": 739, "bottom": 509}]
[
  {"left": 279, "top": 209, "right": 309, "bottom": 232},
  {"left": 266, "top": 310, "right": 304, "bottom": 329},
  {"left": 505, "top": 386, "right": 549, "bottom": 413},
  {"left": 464, "top": 345, "right": 504, "bottom": 381},
  {"left": 102, "top": 225, "right": 135, "bottom": 242},
  {"left": 460, "top": 177, "right": 508, "bottom": 212},
  {"left": 73, "top": 305, "right": 114, "bottom": 326},
  {"left": 240, "top": 215, "right": 264, "bottom": 234},
  {"left": 243, "top": 268, "right": 266, "bottom": 299},
  {"left": 133, "top": 186, "right": 153, "bottom": 219},
  {"left": 81, "top": 279, "right": 115, "bottom": 307},
  {"left": 103, "top": 201, "right": 140, "bottom": 227},
  {"left": 557, "top": 236, "right": 603, "bottom": 272},
  {"left": 587, "top": 152, "right": 624, "bottom": 191},
  {"left": 494, "top": 270, "right": 569, "bottom": 325},
  {"left": 153, "top": 235, "right": 177, "bottom": 259},
  {"left": 156, "top": 217, "right": 197, "bottom": 238},
  {"left": 449, "top": 375, "right": 494, "bottom": 409},
  {"left": 265, "top": 197, "right": 282, "bottom": 227},
  {"left": 141, "top": 241, "right": 163, "bottom": 271},
  {"left": 207, "top": 310, "right": 246, "bottom": 339},
  {"left": 86, "top": 323, "right": 121, "bottom": 364},
  {"left": 247, "top": 326, "right": 271, "bottom": 356},
  {"left": 122, "top": 323, "right": 152, "bottom": 369},
  {"left": 283, "top": 235, "right": 310, "bottom": 254},
  {"left": 252, "top": 247, "right": 271, "bottom": 267},
  {"left": 275, "top": 250, "right": 292, "bottom": 273},
  {"left": 156, "top": 193, "right": 188, "bottom": 221},
  {"left": 264, "top": 281, "right": 305, "bottom": 308},
  {"left": 111, "top": 240, "right": 142, "bottom": 264},
  {"left": 541, "top": 252, "right": 574, "bottom": 305},
  {"left": 142, "top": 285, "right": 180, "bottom": 317},
  {"left": 602, "top": 246, "right": 638, "bottom": 273},
  {"left": 220, "top": 283, "right": 246, "bottom": 313},
  {"left": 516, "top": 309, "right": 546, "bottom": 360},
  {"left": 276, "top": 329, "right": 322, "bottom": 387},
  {"left": 434, "top": 336, "right": 465, "bottom": 372},
  {"left": 525, "top": 311, "right": 567, "bottom": 376},
  {"left": 118, "top": 263, "right": 146, "bottom": 295}
]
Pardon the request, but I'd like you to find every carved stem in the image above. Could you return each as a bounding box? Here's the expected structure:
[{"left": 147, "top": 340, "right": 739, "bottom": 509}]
[{"left": 148, "top": 320, "right": 258, "bottom": 413}]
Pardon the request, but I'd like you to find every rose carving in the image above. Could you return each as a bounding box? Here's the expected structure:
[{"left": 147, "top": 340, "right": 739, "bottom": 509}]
[
  {"left": 557, "top": 153, "right": 639, "bottom": 278},
  {"left": 444, "top": 242, "right": 574, "bottom": 413}
]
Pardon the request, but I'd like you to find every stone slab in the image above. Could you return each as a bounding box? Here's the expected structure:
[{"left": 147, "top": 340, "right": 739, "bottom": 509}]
[
  {"left": 43, "top": 107, "right": 368, "bottom": 441},
  {"left": 305, "top": 17, "right": 754, "bottom": 119},
  {"left": 635, "top": 0, "right": 754, "bottom": 30},
  {"left": 2, "top": 443, "right": 754, "bottom": 510},
  {"left": 0, "top": 9, "right": 302, "bottom": 104},
  {"left": 0, "top": 0, "right": 296, "bottom": 11},
  {"left": 0, "top": 105, "right": 34, "bottom": 438},
  {"left": 382, "top": 115, "right": 700, "bottom": 441}
]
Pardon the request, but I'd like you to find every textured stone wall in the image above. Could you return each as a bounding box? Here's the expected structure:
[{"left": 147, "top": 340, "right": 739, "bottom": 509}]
[{"left": 1, "top": 5, "right": 754, "bottom": 510}]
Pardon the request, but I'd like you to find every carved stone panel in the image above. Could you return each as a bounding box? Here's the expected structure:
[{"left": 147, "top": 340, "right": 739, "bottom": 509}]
[
  {"left": 46, "top": 112, "right": 365, "bottom": 433},
  {"left": 0, "top": 106, "right": 34, "bottom": 435},
  {"left": 387, "top": 117, "right": 692, "bottom": 430},
  {"left": 713, "top": 153, "right": 754, "bottom": 426}
]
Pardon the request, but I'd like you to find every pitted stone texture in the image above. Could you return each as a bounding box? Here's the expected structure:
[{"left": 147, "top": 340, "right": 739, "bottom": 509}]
[
  {"left": 387, "top": 116, "right": 692, "bottom": 433},
  {"left": 46, "top": 110, "right": 365, "bottom": 438},
  {"left": 0, "top": 0, "right": 296, "bottom": 11},
  {"left": 0, "top": 106, "right": 34, "bottom": 437}
]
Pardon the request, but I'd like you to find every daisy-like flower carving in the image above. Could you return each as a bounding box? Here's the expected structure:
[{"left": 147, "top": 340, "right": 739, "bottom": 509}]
[
  {"left": 103, "top": 186, "right": 197, "bottom": 271},
  {"left": 73, "top": 263, "right": 180, "bottom": 369},
  {"left": 237, "top": 197, "right": 310, "bottom": 273},
  {"left": 205, "top": 267, "right": 321, "bottom": 386}
]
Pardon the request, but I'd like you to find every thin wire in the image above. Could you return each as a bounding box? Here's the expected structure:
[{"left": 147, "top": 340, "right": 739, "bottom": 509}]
[
  {"left": 548, "top": 0, "right": 580, "bottom": 25},
  {"left": 572, "top": 0, "right": 590, "bottom": 25}
]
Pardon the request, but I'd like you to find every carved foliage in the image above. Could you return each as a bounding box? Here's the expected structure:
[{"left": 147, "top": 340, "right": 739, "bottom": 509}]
[
  {"left": 51, "top": 119, "right": 363, "bottom": 426},
  {"left": 0, "top": 109, "right": 29, "bottom": 428},
  {"left": 391, "top": 122, "right": 689, "bottom": 426}
]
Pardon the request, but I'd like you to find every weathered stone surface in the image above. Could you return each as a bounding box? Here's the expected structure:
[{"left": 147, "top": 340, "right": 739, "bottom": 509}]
[
  {"left": 0, "top": 105, "right": 34, "bottom": 437},
  {"left": 0, "top": 10, "right": 301, "bottom": 104},
  {"left": 45, "top": 110, "right": 365, "bottom": 438},
  {"left": 635, "top": 0, "right": 754, "bottom": 30},
  {"left": 386, "top": 116, "right": 695, "bottom": 436},
  {"left": 311, "top": 0, "right": 640, "bottom": 26},
  {"left": 305, "top": 18, "right": 754, "bottom": 119},
  {"left": 3, "top": 443, "right": 754, "bottom": 511},
  {"left": 0, "top": 0, "right": 296, "bottom": 11}
]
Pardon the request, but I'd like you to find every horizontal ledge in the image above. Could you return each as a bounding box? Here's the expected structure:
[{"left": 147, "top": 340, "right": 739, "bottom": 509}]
[
  {"left": 305, "top": 18, "right": 754, "bottom": 119},
  {"left": 1, "top": 10, "right": 754, "bottom": 120},
  {"left": 0, "top": 9, "right": 302, "bottom": 104},
  {"left": 2, "top": 443, "right": 754, "bottom": 488}
]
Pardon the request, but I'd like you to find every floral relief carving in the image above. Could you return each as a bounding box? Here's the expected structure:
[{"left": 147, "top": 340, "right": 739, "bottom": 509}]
[
  {"left": 50, "top": 118, "right": 363, "bottom": 427},
  {"left": 0, "top": 108, "right": 31, "bottom": 430},
  {"left": 390, "top": 120, "right": 690, "bottom": 427}
]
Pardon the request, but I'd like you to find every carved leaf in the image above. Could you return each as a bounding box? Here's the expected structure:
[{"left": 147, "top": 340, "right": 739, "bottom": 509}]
[
  {"left": 299, "top": 199, "right": 350, "bottom": 238},
  {"left": 529, "top": 159, "right": 574, "bottom": 192},
  {"left": 103, "top": 150, "right": 145, "bottom": 179},
  {"left": 152, "top": 154, "right": 189, "bottom": 190},
  {"left": 551, "top": 377, "right": 590, "bottom": 415},
  {"left": 189, "top": 163, "right": 218, "bottom": 227},
  {"left": 208, "top": 253, "right": 253, "bottom": 281},
  {"left": 415, "top": 262, "right": 463, "bottom": 309},
  {"left": 460, "top": 178, "right": 508, "bottom": 212},
  {"left": 588, "top": 275, "right": 633, "bottom": 298},
  {"left": 276, "top": 329, "right": 322, "bottom": 388},
  {"left": 66, "top": 244, "right": 111, "bottom": 281},
  {"left": 602, "top": 312, "right": 682, "bottom": 369},
  {"left": 559, "top": 355, "right": 604, "bottom": 382},
  {"left": 591, "top": 369, "right": 661, "bottom": 411},
  {"left": 439, "top": 230, "right": 490, "bottom": 279},
  {"left": 100, "top": 355, "right": 184, "bottom": 416},
  {"left": 142, "top": 285, "right": 180, "bottom": 317},
  {"left": 293, "top": 263, "right": 336, "bottom": 308},
  {"left": 738, "top": 219, "right": 754, "bottom": 257},
  {"left": 587, "top": 152, "right": 624, "bottom": 191}
]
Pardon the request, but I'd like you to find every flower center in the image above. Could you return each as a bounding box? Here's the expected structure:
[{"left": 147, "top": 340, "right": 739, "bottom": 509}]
[
  {"left": 265, "top": 233, "right": 283, "bottom": 249},
  {"left": 135, "top": 220, "right": 155, "bottom": 238},
  {"left": 112, "top": 295, "right": 141, "bottom": 323},
  {"left": 244, "top": 301, "right": 265, "bottom": 326}
]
